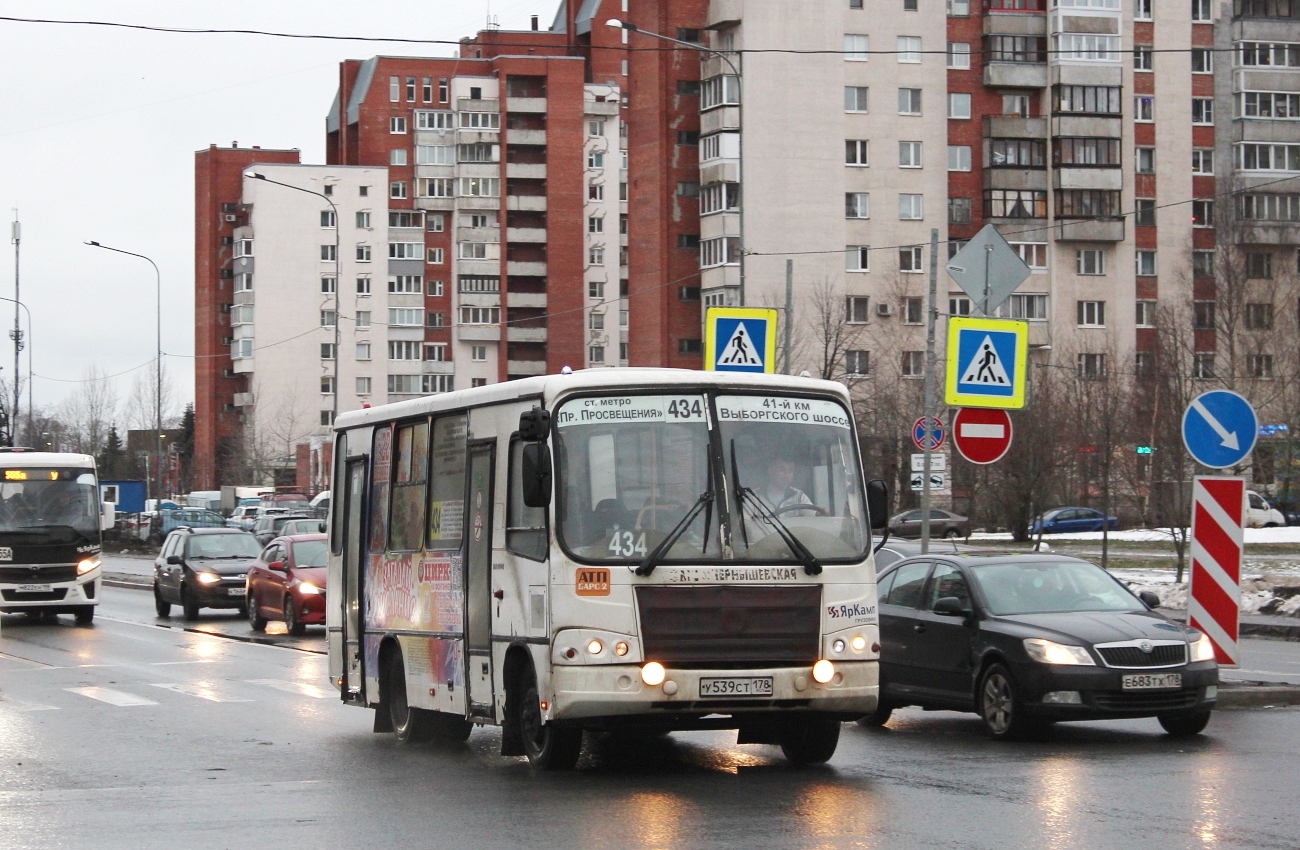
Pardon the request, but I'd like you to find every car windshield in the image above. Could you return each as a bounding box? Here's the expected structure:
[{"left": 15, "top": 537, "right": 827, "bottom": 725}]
[
  {"left": 970, "top": 560, "right": 1146, "bottom": 615},
  {"left": 186, "top": 534, "right": 262, "bottom": 560},
  {"left": 293, "top": 539, "right": 328, "bottom": 567},
  {"left": 0, "top": 467, "right": 100, "bottom": 540}
]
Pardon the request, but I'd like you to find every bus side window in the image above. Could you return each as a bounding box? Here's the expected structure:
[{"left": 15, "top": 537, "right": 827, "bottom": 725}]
[
  {"left": 369, "top": 426, "right": 393, "bottom": 555},
  {"left": 427, "top": 414, "right": 468, "bottom": 549},
  {"left": 507, "top": 437, "right": 548, "bottom": 561},
  {"left": 329, "top": 430, "right": 347, "bottom": 554},
  {"left": 389, "top": 420, "right": 429, "bottom": 552}
]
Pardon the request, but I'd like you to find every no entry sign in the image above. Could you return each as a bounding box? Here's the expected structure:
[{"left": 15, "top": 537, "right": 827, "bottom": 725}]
[
  {"left": 1189, "top": 476, "right": 1244, "bottom": 666},
  {"left": 952, "top": 408, "right": 1013, "bottom": 465}
]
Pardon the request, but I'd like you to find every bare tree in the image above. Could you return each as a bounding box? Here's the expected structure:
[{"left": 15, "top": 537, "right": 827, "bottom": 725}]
[
  {"left": 124, "top": 361, "right": 178, "bottom": 432},
  {"left": 56, "top": 366, "right": 118, "bottom": 455}
]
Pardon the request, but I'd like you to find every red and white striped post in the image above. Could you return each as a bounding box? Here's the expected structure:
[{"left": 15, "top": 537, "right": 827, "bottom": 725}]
[{"left": 1188, "top": 476, "right": 1244, "bottom": 667}]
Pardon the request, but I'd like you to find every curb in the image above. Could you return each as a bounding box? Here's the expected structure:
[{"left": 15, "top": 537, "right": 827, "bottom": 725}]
[
  {"left": 1240, "top": 622, "right": 1300, "bottom": 642},
  {"left": 104, "top": 575, "right": 152, "bottom": 591},
  {"left": 1217, "top": 681, "right": 1300, "bottom": 709}
]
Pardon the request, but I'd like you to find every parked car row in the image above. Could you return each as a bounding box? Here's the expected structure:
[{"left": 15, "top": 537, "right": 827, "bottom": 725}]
[{"left": 152, "top": 526, "right": 327, "bottom": 636}]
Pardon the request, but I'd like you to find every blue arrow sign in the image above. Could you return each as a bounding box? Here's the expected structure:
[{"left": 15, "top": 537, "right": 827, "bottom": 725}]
[{"left": 1182, "top": 390, "right": 1258, "bottom": 469}]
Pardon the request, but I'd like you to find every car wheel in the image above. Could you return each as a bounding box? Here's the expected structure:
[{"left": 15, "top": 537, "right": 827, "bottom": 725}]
[
  {"left": 513, "top": 664, "right": 581, "bottom": 770},
  {"left": 779, "top": 717, "right": 841, "bottom": 765},
  {"left": 180, "top": 584, "right": 200, "bottom": 621},
  {"left": 74, "top": 607, "right": 94, "bottom": 626},
  {"left": 1158, "top": 711, "right": 1211, "bottom": 737},
  {"left": 978, "top": 663, "right": 1043, "bottom": 741},
  {"left": 944, "top": 528, "right": 961, "bottom": 539},
  {"left": 247, "top": 594, "right": 267, "bottom": 632},
  {"left": 284, "top": 595, "right": 306, "bottom": 636},
  {"left": 384, "top": 648, "right": 434, "bottom": 745},
  {"left": 153, "top": 584, "right": 171, "bottom": 618}
]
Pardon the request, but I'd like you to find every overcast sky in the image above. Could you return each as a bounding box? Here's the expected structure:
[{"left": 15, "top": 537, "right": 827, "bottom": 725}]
[{"left": 0, "top": 0, "right": 544, "bottom": 424}]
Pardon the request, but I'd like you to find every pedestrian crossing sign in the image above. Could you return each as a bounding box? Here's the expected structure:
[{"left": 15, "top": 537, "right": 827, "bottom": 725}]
[
  {"left": 944, "top": 316, "right": 1027, "bottom": 409},
  {"left": 705, "top": 307, "right": 778, "bottom": 373}
]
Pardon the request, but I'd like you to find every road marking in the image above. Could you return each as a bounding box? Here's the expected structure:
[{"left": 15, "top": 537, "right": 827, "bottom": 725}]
[
  {"left": 150, "top": 683, "right": 253, "bottom": 702},
  {"left": 150, "top": 660, "right": 218, "bottom": 666},
  {"left": 0, "top": 697, "right": 59, "bottom": 711},
  {"left": 245, "top": 679, "right": 332, "bottom": 699},
  {"left": 64, "top": 687, "right": 158, "bottom": 706}
]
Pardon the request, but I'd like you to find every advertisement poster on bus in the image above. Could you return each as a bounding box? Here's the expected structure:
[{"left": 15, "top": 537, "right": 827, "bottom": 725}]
[{"left": 364, "top": 551, "right": 464, "bottom": 633}]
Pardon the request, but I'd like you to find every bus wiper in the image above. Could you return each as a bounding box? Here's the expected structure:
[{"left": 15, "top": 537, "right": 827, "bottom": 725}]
[
  {"left": 729, "top": 441, "right": 822, "bottom": 576},
  {"left": 635, "top": 490, "right": 713, "bottom": 577}
]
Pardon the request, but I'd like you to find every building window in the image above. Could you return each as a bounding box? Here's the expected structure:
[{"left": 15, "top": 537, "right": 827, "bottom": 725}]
[
  {"left": 356, "top": 377, "right": 372, "bottom": 396},
  {"left": 356, "top": 276, "right": 371, "bottom": 295},
  {"left": 676, "top": 181, "right": 700, "bottom": 197},
  {"left": 1055, "top": 85, "right": 1121, "bottom": 115},
  {"left": 1192, "top": 48, "right": 1213, "bottom": 73},
  {"left": 1193, "top": 251, "right": 1215, "bottom": 278},
  {"left": 1134, "top": 45, "right": 1153, "bottom": 71},
  {"left": 846, "top": 139, "right": 870, "bottom": 165},
  {"left": 1003, "top": 294, "right": 1048, "bottom": 320},
  {"left": 678, "top": 339, "right": 703, "bottom": 355},
  {"left": 588, "top": 184, "right": 604, "bottom": 202},
  {"left": 459, "top": 306, "right": 501, "bottom": 325},
  {"left": 990, "top": 138, "right": 1046, "bottom": 167},
  {"left": 423, "top": 344, "right": 447, "bottom": 362},
  {"left": 459, "top": 177, "right": 499, "bottom": 197},
  {"left": 458, "top": 276, "right": 499, "bottom": 293},
  {"left": 388, "top": 341, "right": 421, "bottom": 360},
  {"left": 700, "top": 183, "right": 740, "bottom": 214},
  {"left": 950, "top": 295, "right": 972, "bottom": 316},
  {"left": 948, "top": 0, "right": 970, "bottom": 14},
  {"left": 418, "top": 177, "right": 455, "bottom": 198},
  {"left": 984, "top": 189, "right": 1048, "bottom": 218},
  {"left": 987, "top": 35, "right": 1047, "bottom": 62},
  {"left": 1002, "top": 94, "right": 1031, "bottom": 117},
  {"left": 900, "top": 247, "right": 924, "bottom": 274},
  {"left": 899, "top": 141, "right": 923, "bottom": 167},
  {"left": 1055, "top": 33, "right": 1121, "bottom": 61},
  {"left": 427, "top": 247, "right": 444, "bottom": 264},
  {"left": 1192, "top": 0, "right": 1212, "bottom": 18},
  {"left": 845, "top": 86, "right": 870, "bottom": 112},
  {"left": 1193, "top": 200, "right": 1214, "bottom": 227},
  {"left": 1194, "top": 353, "right": 1215, "bottom": 380},
  {"left": 903, "top": 295, "right": 924, "bottom": 322},
  {"left": 1135, "top": 300, "right": 1155, "bottom": 328},
  {"left": 898, "top": 194, "right": 923, "bottom": 219},
  {"left": 948, "top": 145, "right": 971, "bottom": 171},
  {"left": 846, "top": 192, "right": 870, "bottom": 218},
  {"left": 948, "top": 93, "right": 972, "bottom": 119},
  {"left": 427, "top": 312, "right": 445, "bottom": 328},
  {"left": 700, "top": 236, "right": 741, "bottom": 267},
  {"left": 676, "top": 233, "right": 700, "bottom": 249},
  {"left": 589, "top": 246, "right": 605, "bottom": 266},
  {"left": 1136, "top": 147, "right": 1155, "bottom": 174},
  {"left": 356, "top": 311, "right": 370, "bottom": 329},
  {"left": 1135, "top": 97, "right": 1154, "bottom": 122},
  {"left": 389, "top": 76, "right": 400, "bottom": 102},
  {"left": 678, "top": 285, "right": 700, "bottom": 302},
  {"left": 319, "top": 210, "right": 336, "bottom": 228},
  {"left": 588, "top": 345, "right": 606, "bottom": 364},
  {"left": 356, "top": 245, "right": 374, "bottom": 262},
  {"left": 1011, "top": 242, "right": 1048, "bottom": 270},
  {"left": 321, "top": 343, "right": 336, "bottom": 360},
  {"left": 1250, "top": 354, "right": 1275, "bottom": 379},
  {"left": 846, "top": 246, "right": 871, "bottom": 273},
  {"left": 1247, "top": 252, "right": 1274, "bottom": 278},
  {"left": 356, "top": 343, "right": 371, "bottom": 360},
  {"left": 901, "top": 351, "right": 924, "bottom": 377},
  {"left": 1239, "top": 193, "right": 1300, "bottom": 220},
  {"left": 458, "top": 143, "right": 494, "bottom": 163},
  {"left": 459, "top": 112, "right": 500, "bottom": 130},
  {"left": 390, "top": 148, "right": 408, "bottom": 167},
  {"left": 390, "top": 116, "right": 407, "bottom": 134},
  {"left": 388, "top": 308, "right": 423, "bottom": 327},
  {"left": 417, "top": 144, "right": 454, "bottom": 165},
  {"left": 1057, "top": 190, "right": 1121, "bottom": 218},
  {"left": 1055, "top": 137, "right": 1121, "bottom": 166},
  {"left": 1191, "top": 149, "right": 1215, "bottom": 175},
  {"left": 1239, "top": 42, "right": 1300, "bottom": 67},
  {"left": 897, "top": 37, "right": 921, "bottom": 62},
  {"left": 845, "top": 351, "right": 870, "bottom": 375},
  {"left": 844, "top": 34, "right": 869, "bottom": 60},
  {"left": 321, "top": 276, "right": 336, "bottom": 294},
  {"left": 947, "top": 43, "right": 971, "bottom": 69},
  {"left": 898, "top": 88, "right": 922, "bottom": 115},
  {"left": 1135, "top": 0, "right": 1152, "bottom": 18},
  {"left": 458, "top": 242, "right": 488, "bottom": 260},
  {"left": 948, "top": 198, "right": 971, "bottom": 223},
  {"left": 1236, "top": 142, "right": 1300, "bottom": 171},
  {"left": 390, "top": 181, "right": 407, "bottom": 199},
  {"left": 233, "top": 239, "right": 254, "bottom": 258},
  {"left": 846, "top": 295, "right": 871, "bottom": 323},
  {"left": 1135, "top": 199, "right": 1156, "bottom": 226},
  {"left": 1192, "top": 98, "right": 1214, "bottom": 124},
  {"left": 1077, "top": 353, "right": 1106, "bottom": 379},
  {"left": 1077, "top": 301, "right": 1106, "bottom": 327},
  {"left": 588, "top": 216, "right": 604, "bottom": 234},
  {"left": 1246, "top": 302, "right": 1275, "bottom": 330},
  {"left": 1076, "top": 249, "right": 1106, "bottom": 275},
  {"left": 234, "top": 272, "right": 252, "bottom": 292},
  {"left": 320, "top": 244, "right": 336, "bottom": 261},
  {"left": 700, "top": 75, "right": 741, "bottom": 109},
  {"left": 1194, "top": 301, "right": 1217, "bottom": 329},
  {"left": 321, "top": 376, "right": 336, "bottom": 395}
]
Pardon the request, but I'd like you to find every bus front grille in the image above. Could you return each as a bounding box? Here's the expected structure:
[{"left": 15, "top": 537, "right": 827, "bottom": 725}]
[
  {"left": 635, "top": 585, "right": 821, "bottom": 668},
  {"left": 0, "top": 566, "right": 77, "bottom": 584}
]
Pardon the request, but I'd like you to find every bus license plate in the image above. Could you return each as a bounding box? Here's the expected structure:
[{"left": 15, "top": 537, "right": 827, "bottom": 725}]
[
  {"left": 0, "top": 547, "right": 11, "bottom": 561},
  {"left": 699, "top": 676, "right": 773, "bottom": 698},
  {"left": 15, "top": 584, "right": 51, "bottom": 593},
  {"left": 1122, "top": 673, "right": 1182, "bottom": 690}
]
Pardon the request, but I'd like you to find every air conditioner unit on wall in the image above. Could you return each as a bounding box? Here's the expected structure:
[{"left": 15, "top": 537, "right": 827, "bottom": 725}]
[
  {"left": 876, "top": 303, "right": 894, "bottom": 317},
  {"left": 224, "top": 215, "right": 238, "bottom": 223}
]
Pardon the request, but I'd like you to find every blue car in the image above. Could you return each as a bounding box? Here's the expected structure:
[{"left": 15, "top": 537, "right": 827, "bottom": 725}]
[{"left": 1031, "top": 507, "right": 1118, "bottom": 534}]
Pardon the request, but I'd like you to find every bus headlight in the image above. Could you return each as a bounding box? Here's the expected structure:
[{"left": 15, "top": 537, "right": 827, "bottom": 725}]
[
  {"left": 812, "top": 659, "right": 835, "bottom": 684},
  {"left": 196, "top": 572, "right": 222, "bottom": 585},
  {"left": 586, "top": 639, "right": 604, "bottom": 655},
  {"left": 641, "top": 662, "right": 666, "bottom": 686},
  {"left": 76, "top": 558, "right": 101, "bottom": 575},
  {"left": 850, "top": 635, "right": 868, "bottom": 653},
  {"left": 614, "top": 642, "right": 629, "bottom": 657}
]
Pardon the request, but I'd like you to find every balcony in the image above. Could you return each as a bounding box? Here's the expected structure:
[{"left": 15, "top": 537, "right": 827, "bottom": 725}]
[
  {"left": 700, "top": 160, "right": 739, "bottom": 185},
  {"left": 457, "top": 325, "right": 501, "bottom": 342},
  {"left": 458, "top": 196, "right": 501, "bottom": 211},
  {"left": 1053, "top": 167, "right": 1122, "bottom": 191},
  {"left": 508, "top": 327, "right": 548, "bottom": 343},
  {"left": 585, "top": 100, "right": 619, "bottom": 116},
  {"left": 422, "top": 360, "right": 455, "bottom": 374},
  {"left": 507, "top": 163, "right": 547, "bottom": 179},
  {"left": 506, "top": 195, "right": 547, "bottom": 211},
  {"left": 457, "top": 226, "right": 500, "bottom": 242},
  {"left": 507, "top": 359, "right": 548, "bottom": 376},
  {"left": 506, "top": 129, "right": 546, "bottom": 145},
  {"left": 505, "top": 227, "right": 546, "bottom": 243},
  {"left": 457, "top": 97, "right": 500, "bottom": 112},
  {"left": 507, "top": 260, "right": 547, "bottom": 276},
  {"left": 507, "top": 292, "right": 547, "bottom": 309},
  {"left": 700, "top": 107, "right": 740, "bottom": 136},
  {"left": 506, "top": 97, "right": 547, "bottom": 113},
  {"left": 707, "top": 0, "right": 741, "bottom": 27},
  {"left": 984, "top": 116, "right": 1048, "bottom": 138},
  {"left": 1235, "top": 220, "right": 1300, "bottom": 245},
  {"left": 985, "top": 62, "right": 1049, "bottom": 88},
  {"left": 1056, "top": 218, "right": 1124, "bottom": 241}
]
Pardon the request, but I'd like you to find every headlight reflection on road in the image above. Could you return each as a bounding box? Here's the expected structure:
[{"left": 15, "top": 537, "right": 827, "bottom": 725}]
[
  {"left": 622, "top": 790, "right": 693, "bottom": 849},
  {"left": 1192, "top": 758, "right": 1223, "bottom": 846},
  {"left": 1034, "top": 756, "right": 1082, "bottom": 850},
  {"left": 795, "top": 783, "right": 880, "bottom": 849}
]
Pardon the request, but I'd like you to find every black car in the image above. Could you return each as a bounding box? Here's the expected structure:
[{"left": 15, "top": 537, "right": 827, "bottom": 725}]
[
  {"left": 153, "top": 527, "right": 263, "bottom": 620},
  {"left": 866, "top": 553, "right": 1218, "bottom": 739},
  {"left": 873, "top": 538, "right": 970, "bottom": 572}
]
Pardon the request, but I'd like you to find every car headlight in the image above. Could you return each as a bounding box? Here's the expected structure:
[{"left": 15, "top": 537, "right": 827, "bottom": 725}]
[
  {"left": 1024, "top": 638, "right": 1095, "bottom": 666},
  {"left": 297, "top": 581, "right": 322, "bottom": 595},
  {"left": 196, "top": 572, "right": 222, "bottom": 585},
  {"left": 1191, "top": 632, "right": 1217, "bottom": 663},
  {"left": 76, "top": 558, "right": 101, "bottom": 575}
]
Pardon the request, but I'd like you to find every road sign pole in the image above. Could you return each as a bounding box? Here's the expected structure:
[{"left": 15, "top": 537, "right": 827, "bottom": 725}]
[
  {"left": 981, "top": 243, "right": 992, "bottom": 317},
  {"left": 921, "top": 228, "right": 938, "bottom": 554}
]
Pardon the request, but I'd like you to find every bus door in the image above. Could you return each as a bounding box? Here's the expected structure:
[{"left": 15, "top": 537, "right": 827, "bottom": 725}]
[
  {"left": 464, "top": 440, "right": 497, "bottom": 716},
  {"left": 342, "top": 458, "right": 367, "bottom": 699}
]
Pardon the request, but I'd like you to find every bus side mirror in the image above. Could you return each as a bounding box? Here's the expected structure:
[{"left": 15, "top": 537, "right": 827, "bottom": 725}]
[
  {"left": 866, "top": 479, "right": 889, "bottom": 530},
  {"left": 521, "top": 443, "right": 552, "bottom": 508},
  {"left": 519, "top": 406, "right": 551, "bottom": 442}
]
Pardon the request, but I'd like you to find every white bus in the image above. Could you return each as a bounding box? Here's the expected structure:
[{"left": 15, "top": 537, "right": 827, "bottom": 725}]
[
  {"left": 0, "top": 449, "right": 108, "bottom": 625},
  {"left": 327, "top": 369, "right": 888, "bottom": 768}
]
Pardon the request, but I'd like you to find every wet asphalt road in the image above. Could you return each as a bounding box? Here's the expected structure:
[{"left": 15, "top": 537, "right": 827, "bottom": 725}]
[{"left": 1, "top": 586, "right": 1298, "bottom": 850}]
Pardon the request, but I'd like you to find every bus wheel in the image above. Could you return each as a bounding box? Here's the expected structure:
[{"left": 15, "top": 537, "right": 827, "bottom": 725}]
[
  {"left": 384, "top": 648, "right": 434, "bottom": 745},
  {"left": 74, "top": 607, "right": 94, "bottom": 626},
  {"left": 428, "top": 713, "right": 474, "bottom": 745},
  {"left": 514, "top": 666, "right": 581, "bottom": 770},
  {"left": 780, "top": 716, "right": 840, "bottom": 765}
]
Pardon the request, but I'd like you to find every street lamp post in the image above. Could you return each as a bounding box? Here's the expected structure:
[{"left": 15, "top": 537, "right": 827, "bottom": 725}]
[
  {"left": 606, "top": 18, "right": 746, "bottom": 307},
  {"left": 0, "top": 296, "right": 34, "bottom": 445},
  {"left": 246, "top": 172, "right": 341, "bottom": 423},
  {"left": 85, "top": 241, "right": 162, "bottom": 500}
]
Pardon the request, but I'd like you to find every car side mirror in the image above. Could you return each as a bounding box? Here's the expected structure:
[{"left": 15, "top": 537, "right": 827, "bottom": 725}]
[
  {"left": 1138, "top": 590, "right": 1160, "bottom": 609},
  {"left": 268, "top": 560, "right": 287, "bottom": 572},
  {"left": 521, "top": 442, "right": 552, "bottom": 508},
  {"left": 933, "top": 596, "right": 971, "bottom": 617},
  {"left": 866, "top": 479, "right": 890, "bottom": 530},
  {"left": 166, "top": 555, "right": 182, "bottom": 565}
]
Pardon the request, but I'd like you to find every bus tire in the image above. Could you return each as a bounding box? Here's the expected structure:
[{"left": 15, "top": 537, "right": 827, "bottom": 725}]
[
  {"left": 384, "top": 647, "right": 434, "bottom": 745},
  {"left": 514, "top": 665, "right": 581, "bottom": 770},
  {"left": 74, "top": 607, "right": 94, "bottom": 626},
  {"left": 780, "top": 716, "right": 840, "bottom": 765},
  {"left": 428, "top": 713, "right": 474, "bottom": 745}
]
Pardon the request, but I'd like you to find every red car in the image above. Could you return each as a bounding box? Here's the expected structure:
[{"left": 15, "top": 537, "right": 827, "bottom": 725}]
[{"left": 246, "top": 533, "right": 327, "bottom": 636}]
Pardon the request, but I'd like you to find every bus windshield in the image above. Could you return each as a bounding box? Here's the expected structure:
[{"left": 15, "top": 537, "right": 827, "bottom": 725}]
[
  {"left": 0, "top": 467, "right": 100, "bottom": 542},
  {"left": 553, "top": 392, "right": 868, "bottom": 565}
]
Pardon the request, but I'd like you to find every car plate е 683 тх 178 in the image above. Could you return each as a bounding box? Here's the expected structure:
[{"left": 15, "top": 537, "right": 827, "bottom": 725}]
[
  {"left": 699, "top": 676, "right": 774, "bottom": 698},
  {"left": 1122, "top": 673, "right": 1182, "bottom": 690}
]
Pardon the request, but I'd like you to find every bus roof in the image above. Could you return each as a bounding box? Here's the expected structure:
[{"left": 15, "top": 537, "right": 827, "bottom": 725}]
[
  {"left": 0, "top": 451, "right": 96, "bottom": 468},
  {"left": 334, "top": 368, "right": 851, "bottom": 431}
]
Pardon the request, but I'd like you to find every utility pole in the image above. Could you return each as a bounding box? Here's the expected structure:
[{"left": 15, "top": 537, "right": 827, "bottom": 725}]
[
  {"left": 921, "top": 229, "right": 939, "bottom": 554},
  {"left": 782, "top": 259, "right": 793, "bottom": 374},
  {"left": 11, "top": 212, "right": 21, "bottom": 445}
]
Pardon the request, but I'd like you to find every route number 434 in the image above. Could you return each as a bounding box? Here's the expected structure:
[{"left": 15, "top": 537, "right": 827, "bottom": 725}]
[
  {"left": 667, "top": 398, "right": 704, "bottom": 419},
  {"left": 608, "top": 530, "right": 648, "bottom": 558}
]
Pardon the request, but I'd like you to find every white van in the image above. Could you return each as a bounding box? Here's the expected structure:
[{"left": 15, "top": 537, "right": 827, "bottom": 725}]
[{"left": 1246, "top": 490, "right": 1286, "bottom": 528}]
